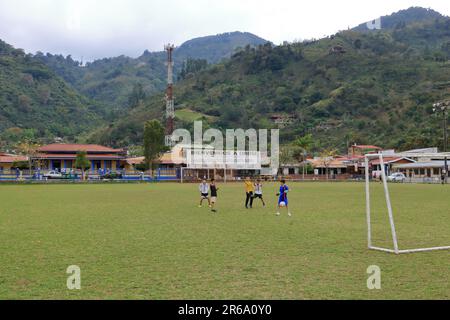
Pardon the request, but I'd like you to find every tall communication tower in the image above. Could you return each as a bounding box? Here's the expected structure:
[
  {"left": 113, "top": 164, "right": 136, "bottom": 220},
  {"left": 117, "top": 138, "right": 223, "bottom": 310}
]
[{"left": 164, "top": 44, "right": 175, "bottom": 146}]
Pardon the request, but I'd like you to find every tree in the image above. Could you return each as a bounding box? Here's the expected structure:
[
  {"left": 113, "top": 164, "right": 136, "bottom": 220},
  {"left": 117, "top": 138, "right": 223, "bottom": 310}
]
[
  {"left": 128, "top": 83, "right": 146, "bottom": 108},
  {"left": 74, "top": 151, "right": 91, "bottom": 181},
  {"left": 15, "top": 140, "right": 40, "bottom": 172},
  {"left": 143, "top": 120, "right": 167, "bottom": 176},
  {"left": 179, "top": 58, "right": 208, "bottom": 80},
  {"left": 294, "top": 134, "right": 313, "bottom": 180},
  {"left": 320, "top": 148, "right": 337, "bottom": 181},
  {"left": 18, "top": 95, "right": 32, "bottom": 112}
]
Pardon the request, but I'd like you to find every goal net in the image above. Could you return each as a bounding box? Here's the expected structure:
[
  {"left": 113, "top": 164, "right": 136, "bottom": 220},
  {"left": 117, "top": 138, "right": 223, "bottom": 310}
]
[{"left": 365, "top": 154, "right": 450, "bottom": 254}]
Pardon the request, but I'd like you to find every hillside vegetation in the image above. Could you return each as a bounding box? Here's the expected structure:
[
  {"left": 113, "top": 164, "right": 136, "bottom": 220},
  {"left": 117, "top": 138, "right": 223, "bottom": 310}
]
[
  {"left": 36, "top": 32, "right": 268, "bottom": 110},
  {"left": 88, "top": 8, "right": 450, "bottom": 152},
  {"left": 1, "top": 8, "right": 449, "bottom": 153},
  {"left": 0, "top": 40, "right": 106, "bottom": 147}
]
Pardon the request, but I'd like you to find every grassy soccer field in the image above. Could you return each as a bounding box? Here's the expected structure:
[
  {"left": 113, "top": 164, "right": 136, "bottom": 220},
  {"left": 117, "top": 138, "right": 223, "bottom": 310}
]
[{"left": 0, "top": 182, "right": 448, "bottom": 300}]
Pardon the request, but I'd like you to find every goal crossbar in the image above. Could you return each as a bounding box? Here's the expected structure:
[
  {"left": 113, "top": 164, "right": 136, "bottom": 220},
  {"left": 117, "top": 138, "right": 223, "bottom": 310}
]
[{"left": 365, "top": 153, "right": 450, "bottom": 255}]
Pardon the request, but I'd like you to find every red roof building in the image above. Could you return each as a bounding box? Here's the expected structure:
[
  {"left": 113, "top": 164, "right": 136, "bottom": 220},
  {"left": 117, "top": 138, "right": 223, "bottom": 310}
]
[
  {"left": 34, "top": 144, "right": 126, "bottom": 171},
  {"left": 0, "top": 154, "right": 29, "bottom": 171}
]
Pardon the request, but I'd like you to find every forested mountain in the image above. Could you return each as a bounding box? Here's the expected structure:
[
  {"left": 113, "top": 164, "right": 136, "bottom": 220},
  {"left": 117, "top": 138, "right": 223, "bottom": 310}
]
[
  {"left": 35, "top": 32, "right": 268, "bottom": 110},
  {"left": 87, "top": 7, "right": 450, "bottom": 152},
  {"left": 175, "top": 32, "right": 269, "bottom": 63},
  {"left": 0, "top": 40, "right": 107, "bottom": 147},
  {"left": 354, "top": 7, "right": 444, "bottom": 31},
  {"left": 1, "top": 7, "right": 449, "bottom": 152}
]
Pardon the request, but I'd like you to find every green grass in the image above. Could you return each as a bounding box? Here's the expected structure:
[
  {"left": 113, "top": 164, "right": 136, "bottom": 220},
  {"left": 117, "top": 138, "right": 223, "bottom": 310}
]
[
  {"left": 0, "top": 182, "right": 448, "bottom": 300},
  {"left": 175, "top": 108, "right": 216, "bottom": 122}
]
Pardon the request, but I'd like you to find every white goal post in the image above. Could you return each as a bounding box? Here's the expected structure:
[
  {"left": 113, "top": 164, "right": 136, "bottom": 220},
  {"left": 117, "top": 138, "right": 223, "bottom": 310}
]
[{"left": 365, "top": 153, "right": 450, "bottom": 254}]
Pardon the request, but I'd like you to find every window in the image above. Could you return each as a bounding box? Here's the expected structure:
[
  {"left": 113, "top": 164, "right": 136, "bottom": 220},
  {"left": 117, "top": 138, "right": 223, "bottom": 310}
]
[{"left": 92, "top": 161, "right": 102, "bottom": 170}]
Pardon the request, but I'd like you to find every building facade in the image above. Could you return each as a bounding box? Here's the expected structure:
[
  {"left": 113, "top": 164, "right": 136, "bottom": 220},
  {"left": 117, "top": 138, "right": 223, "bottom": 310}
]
[
  {"left": 34, "top": 144, "right": 127, "bottom": 172},
  {"left": 0, "top": 153, "right": 28, "bottom": 172}
]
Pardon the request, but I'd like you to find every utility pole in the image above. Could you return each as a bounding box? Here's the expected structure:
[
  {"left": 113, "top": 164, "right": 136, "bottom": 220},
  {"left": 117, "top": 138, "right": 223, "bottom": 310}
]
[
  {"left": 433, "top": 100, "right": 450, "bottom": 183},
  {"left": 164, "top": 44, "right": 175, "bottom": 147}
]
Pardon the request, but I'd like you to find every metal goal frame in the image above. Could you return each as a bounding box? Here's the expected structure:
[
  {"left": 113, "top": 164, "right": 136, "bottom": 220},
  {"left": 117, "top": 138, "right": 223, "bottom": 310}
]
[{"left": 365, "top": 154, "right": 450, "bottom": 254}]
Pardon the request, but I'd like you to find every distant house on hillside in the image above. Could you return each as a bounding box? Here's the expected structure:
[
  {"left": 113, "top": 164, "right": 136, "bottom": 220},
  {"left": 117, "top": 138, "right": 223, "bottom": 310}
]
[
  {"left": 329, "top": 45, "right": 346, "bottom": 54},
  {"left": 270, "top": 114, "right": 295, "bottom": 128}
]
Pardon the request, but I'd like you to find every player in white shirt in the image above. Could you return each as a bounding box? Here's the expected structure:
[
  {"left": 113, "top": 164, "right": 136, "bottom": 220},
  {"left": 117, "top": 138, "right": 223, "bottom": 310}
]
[
  {"left": 198, "top": 180, "right": 211, "bottom": 208},
  {"left": 253, "top": 179, "right": 266, "bottom": 207}
]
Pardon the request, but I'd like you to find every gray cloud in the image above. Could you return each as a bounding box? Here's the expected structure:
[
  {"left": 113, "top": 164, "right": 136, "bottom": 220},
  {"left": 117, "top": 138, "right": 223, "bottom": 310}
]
[{"left": 0, "top": 0, "right": 448, "bottom": 61}]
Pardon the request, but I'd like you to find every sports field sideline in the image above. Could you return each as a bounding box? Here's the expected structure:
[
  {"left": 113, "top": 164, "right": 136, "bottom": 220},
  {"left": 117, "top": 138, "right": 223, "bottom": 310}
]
[{"left": 0, "top": 182, "right": 448, "bottom": 299}]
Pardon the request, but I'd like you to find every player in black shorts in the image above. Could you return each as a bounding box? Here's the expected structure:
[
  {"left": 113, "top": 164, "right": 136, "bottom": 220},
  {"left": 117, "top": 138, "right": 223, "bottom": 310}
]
[{"left": 210, "top": 179, "right": 219, "bottom": 213}]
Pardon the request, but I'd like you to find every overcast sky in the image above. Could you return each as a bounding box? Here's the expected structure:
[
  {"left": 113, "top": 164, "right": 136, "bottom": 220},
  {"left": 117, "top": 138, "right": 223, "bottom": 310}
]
[{"left": 0, "top": 0, "right": 448, "bottom": 61}]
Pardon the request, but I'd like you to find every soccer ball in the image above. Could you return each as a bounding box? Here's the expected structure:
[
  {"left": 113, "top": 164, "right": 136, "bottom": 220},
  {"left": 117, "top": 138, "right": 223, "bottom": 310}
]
[{"left": 279, "top": 201, "right": 286, "bottom": 207}]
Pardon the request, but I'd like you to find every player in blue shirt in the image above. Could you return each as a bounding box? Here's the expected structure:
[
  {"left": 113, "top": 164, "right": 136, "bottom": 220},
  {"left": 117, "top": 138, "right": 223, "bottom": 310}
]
[{"left": 276, "top": 179, "right": 291, "bottom": 217}]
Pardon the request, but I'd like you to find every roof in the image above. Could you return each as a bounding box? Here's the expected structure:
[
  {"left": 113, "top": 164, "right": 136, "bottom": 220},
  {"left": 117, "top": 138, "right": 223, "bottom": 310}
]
[
  {"left": 280, "top": 161, "right": 309, "bottom": 168},
  {"left": 38, "top": 144, "right": 124, "bottom": 153},
  {"left": 126, "top": 157, "right": 144, "bottom": 165},
  {"left": 125, "top": 151, "right": 185, "bottom": 166},
  {"left": 370, "top": 157, "right": 415, "bottom": 165},
  {"left": 396, "top": 152, "right": 450, "bottom": 159},
  {"left": 352, "top": 145, "right": 382, "bottom": 150},
  {"left": 159, "top": 151, "right": 185, "bottom": 165},
  {"left": 395, "top": 161, "right": 447, "bottom": 169},
  {"left": 310, "top": 158, "right": 348, "bottom": 168},
  {"left": 35, "top": 153, "right": 125, "bottom": 160},
  {"left": 402, "top": 147, "right": 438, "bottom": 154},
  {"left": 0, "top": 155, "right": 28, "bottom": 163}
]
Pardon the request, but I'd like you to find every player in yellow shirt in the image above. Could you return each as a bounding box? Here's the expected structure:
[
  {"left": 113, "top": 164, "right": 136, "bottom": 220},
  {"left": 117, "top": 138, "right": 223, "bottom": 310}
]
[{"left": 244, "top": 177, "right": 255, "bottom": 209}]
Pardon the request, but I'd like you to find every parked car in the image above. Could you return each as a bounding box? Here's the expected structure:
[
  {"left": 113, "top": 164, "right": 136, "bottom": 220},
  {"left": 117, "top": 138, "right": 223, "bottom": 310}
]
[
  {"left": 43, "top": 170, "right": 63, "bottom": 179},
  {"left": 387, "top": 172, "right": 406, "bottom": 183},
  {"left": 100, "top": 172, "right": 123, "bottom": 180}
]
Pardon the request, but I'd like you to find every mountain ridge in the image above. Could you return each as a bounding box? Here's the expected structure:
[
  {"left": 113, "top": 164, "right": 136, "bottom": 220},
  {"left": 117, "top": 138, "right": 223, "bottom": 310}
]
[
  {"left": 1, "top": 7, "right": 449, "bottom": 152},
  {"left": 86, "top": 7, "right": 450, "bottom": 152},
  {"left": 35, "top": 31, "right": 269, "bottom": 109}
]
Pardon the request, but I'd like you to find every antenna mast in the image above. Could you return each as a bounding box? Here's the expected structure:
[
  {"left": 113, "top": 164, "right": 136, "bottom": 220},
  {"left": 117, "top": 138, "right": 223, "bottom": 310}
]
[{"left": 164, "top": 44, "right": 175, "bottom": 146}]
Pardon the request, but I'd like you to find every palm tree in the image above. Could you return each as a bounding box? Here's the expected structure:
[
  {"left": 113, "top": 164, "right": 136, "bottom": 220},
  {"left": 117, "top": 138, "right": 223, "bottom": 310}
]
[{"left": 294, "top": 134, "right": 313, "bottom": 180}]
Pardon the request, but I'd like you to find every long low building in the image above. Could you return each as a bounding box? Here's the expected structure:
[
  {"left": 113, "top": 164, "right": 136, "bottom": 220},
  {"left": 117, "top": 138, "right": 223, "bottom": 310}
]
[
  {"left": 394, "top": 161, "right": 448, "bottom": 180},
  {"left": 390, "top": 147, "right": 450, "bottom": 180},
  {"left": 34, "top": 144, "right": 127, "bottom": 172}
]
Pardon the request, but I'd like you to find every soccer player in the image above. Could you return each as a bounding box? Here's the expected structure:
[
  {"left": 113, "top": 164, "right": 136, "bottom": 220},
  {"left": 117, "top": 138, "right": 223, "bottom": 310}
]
[
  {"left": 210, "top": 179, "right": 219, "bottom": 213},
  {"left": 276, "top": 179, "right": 291, "bottom": 217},
  {"left": 244, "top": 177, "right": 254, "bottom": 209},
  {"left": 199, "top": 179, "right": 210, "bottom": 208},
  {"left": 253, "top": 179, "right": 266, "bottom": 207}
]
